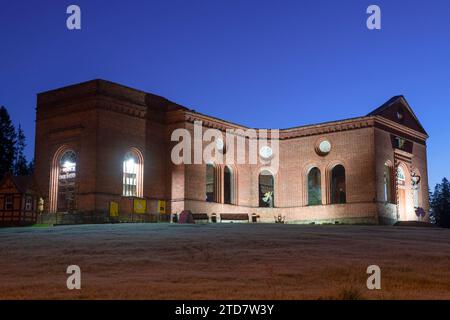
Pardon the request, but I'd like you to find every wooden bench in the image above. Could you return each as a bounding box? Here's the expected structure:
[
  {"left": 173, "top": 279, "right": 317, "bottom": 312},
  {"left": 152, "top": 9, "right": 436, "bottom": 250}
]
[
  {"left": 192, "top": 213, "right": 209, "bottom": 223},
  {"left": 220, "top": 213, "right": 249, "bottom": 223}
]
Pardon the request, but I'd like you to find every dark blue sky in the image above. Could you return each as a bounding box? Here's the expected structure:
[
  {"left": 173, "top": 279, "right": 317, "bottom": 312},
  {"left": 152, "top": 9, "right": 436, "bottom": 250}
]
[{"left": 0, "top": 0, "right": 449, "bottom": 187}]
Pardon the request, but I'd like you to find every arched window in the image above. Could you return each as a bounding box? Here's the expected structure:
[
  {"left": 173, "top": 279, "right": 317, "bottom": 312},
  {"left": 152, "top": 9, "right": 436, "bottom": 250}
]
[
  {"left": 331, "top": 165, "right": 346, "bottom": 204},
  {"left": 224, "top": 166, "right": 232, "bottom": 204},
  {"left": 122, "top": 149, "right": 143, "bottom": 197},
  {"left": 259, "top": 170, "right": 274, "bottom": 207},
  {"left": 57, "top": 150, "right": 77, "bottom": 212},
  {"left": 308, "top": 167, "right": 321, "bottom": 205},
  {"left": 205, "top": 164, "right": 215, "bottom": 202},
  {"left": 383, "top": 163, "right": 394, "bottom": 203},
  {"left": 397, "top": 167, "right": 406, "bottom": 185}
]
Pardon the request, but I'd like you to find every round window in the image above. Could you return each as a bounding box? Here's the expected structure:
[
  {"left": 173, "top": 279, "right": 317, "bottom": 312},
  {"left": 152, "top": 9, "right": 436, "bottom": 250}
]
[
  {"left": 259, "top": 146, "right": 273, "bottom": 159},
  {"left": 316, "top": 139, "right": 331, "bottom": 156}
]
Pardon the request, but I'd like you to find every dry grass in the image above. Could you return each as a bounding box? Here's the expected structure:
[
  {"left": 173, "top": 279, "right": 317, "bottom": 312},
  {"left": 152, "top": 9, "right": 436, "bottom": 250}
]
[{"left": 0, "top": 223, "right": 448, "bottom": 300}]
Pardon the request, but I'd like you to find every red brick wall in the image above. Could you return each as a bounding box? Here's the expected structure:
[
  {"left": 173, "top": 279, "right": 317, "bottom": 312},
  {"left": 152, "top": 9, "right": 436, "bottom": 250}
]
[{"left": 34, "top": 80, "right": 429, "bottom": 224}]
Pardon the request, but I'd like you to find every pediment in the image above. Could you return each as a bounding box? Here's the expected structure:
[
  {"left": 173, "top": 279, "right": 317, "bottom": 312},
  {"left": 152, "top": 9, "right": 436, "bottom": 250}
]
[{"left": 367, "top": 96, "right": 427, "bottom": 135}]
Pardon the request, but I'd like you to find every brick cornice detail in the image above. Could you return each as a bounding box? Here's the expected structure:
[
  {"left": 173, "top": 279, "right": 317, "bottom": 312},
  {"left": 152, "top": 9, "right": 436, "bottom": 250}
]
[
  {"left": 96, "top": 99, "right": 146, "bottom": 118},
  {"left": 181, "top": 112, "right": 375, "bottom": 139}
]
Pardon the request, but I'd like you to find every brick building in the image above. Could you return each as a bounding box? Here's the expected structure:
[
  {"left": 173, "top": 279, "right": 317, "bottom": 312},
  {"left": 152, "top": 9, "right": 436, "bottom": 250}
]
[{"left": 34, "top": 79, "right": 429, "bottom": 224}]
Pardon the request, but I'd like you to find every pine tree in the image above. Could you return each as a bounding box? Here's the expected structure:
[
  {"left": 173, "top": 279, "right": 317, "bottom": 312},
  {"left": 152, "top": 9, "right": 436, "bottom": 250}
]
[
  {"left": 440, "top": 178, "right": 450, "bottom": 227},
  {"left": 14, "top": 125, "right": 29, "bottom": 175},
  {"left": 429, "top": 185, "right": 440, "bottom": 225},
  {"left": 0, "top": 106, "right": 17, "bottom": 178},
  {"left": 430, "top": 178, "right": 450, "bottom": 228},
  {"left": 27, "top": 158, "right": 35, "bottom": 174}
]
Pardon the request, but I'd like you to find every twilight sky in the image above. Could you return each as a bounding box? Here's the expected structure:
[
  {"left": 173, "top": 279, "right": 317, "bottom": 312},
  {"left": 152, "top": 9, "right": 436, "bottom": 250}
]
[{"left": 0, "top": 0, "right": 449, "bottom": 188}]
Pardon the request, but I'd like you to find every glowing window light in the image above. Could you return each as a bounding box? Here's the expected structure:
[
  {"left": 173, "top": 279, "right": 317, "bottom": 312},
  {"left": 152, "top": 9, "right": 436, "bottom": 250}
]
[
  {"left": 63, "top": 161, "right": 76, "bottom": 168},
  {"left": 123, "top": 152, "right": 139, "bottom": 196},
  {"left": 124, "top": 158, "right": 136, "bottom": 173}
]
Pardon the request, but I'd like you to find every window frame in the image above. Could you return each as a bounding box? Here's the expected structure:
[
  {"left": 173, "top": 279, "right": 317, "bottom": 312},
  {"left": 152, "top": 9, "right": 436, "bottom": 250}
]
[{"left": 5, "top": 195, "right": 13, "bottom": 210}]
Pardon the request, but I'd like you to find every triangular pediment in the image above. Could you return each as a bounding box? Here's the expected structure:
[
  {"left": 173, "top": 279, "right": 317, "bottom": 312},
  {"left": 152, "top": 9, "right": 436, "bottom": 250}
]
[{"left": 367, "top": 96, "right": 427, "bottom": 135}]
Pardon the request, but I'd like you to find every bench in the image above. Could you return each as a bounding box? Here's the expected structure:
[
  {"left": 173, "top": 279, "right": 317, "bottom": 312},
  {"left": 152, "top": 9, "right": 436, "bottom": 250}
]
[
  {"left": 192, "top": 213, "right": 209, "bottom": 223},
  {"left": 220, "top": 213, "right": 249, "bottom": 223}
]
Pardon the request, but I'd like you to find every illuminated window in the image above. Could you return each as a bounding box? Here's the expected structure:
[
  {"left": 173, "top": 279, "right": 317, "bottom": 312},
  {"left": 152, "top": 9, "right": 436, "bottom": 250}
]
[
  {"left": 308, "top": 167, "right": 321, "bottom": 206},
  {"left": 205, "top": 164, "right": 215, "bottom": 202},
  {"left": 123, "top": 152, "right": 138, "bottom": 197},
  {"left": 331, "top": 165, "right": 346, "bottom": 204},
  {"left": 58, "top": 150, "right": 77, "bottom": 212},
  {"left": 397, "top": 167, "right": 406, "bottom": 183},
  {"left": 259, "top": 170, "right": 274, "bottom": 207}
]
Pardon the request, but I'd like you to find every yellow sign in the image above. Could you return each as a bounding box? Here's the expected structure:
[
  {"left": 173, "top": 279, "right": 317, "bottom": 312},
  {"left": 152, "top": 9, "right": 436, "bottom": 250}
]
[
  {"left": 158, "top": 200, "right": 166, "bottom": 214},
  {"left": 133, "top": 199, "right": 146, "bottom": 214},
  {"left": 109, "top": 201, "right": 119, "bottom": 217}
]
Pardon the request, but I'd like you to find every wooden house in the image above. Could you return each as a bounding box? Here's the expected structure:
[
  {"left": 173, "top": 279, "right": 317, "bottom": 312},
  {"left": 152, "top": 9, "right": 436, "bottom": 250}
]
[{"left": 0, "top": 173, "right": 41, "bottom": 226}]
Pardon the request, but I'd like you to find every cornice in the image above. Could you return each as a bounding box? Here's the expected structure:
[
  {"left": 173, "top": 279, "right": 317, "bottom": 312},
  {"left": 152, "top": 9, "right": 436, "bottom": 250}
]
[
  {"left": 374, "top": 116, "right": 428, "bottom": 142},
  {"left": 279, "top": 117, "right": 375, "bottom": 139},
  {"left": 178, "top": 111, "right": 375, "bottom": 140}
]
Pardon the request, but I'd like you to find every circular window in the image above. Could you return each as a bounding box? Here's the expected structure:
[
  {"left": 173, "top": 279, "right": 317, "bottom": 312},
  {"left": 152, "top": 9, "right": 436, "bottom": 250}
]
[
  {"left": 259, "top": 146, "right": 273, "bottom": 159},
  {"left": 316, "top": 139, "right": 331, "bottom": 156}
]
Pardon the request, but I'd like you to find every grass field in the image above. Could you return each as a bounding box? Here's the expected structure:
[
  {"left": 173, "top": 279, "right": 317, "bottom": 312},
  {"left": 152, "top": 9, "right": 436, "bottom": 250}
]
[{"left": 0, "top": 223, "right": 448, "bottom": 300}]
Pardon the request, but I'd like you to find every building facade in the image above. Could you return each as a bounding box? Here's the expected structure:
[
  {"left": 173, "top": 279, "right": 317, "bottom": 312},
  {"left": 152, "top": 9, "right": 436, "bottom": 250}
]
[
  {"left": 0, "top": 173, "right": 41, "bottom": 226},
  {"left": 34, "top": 79, "right": 429, "bottom": 224}
]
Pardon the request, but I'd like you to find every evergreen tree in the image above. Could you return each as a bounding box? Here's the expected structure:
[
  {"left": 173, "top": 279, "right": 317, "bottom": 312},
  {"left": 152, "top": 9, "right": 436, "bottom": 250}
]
[
  {"left": 430, "top": 178, "right": 450, "bottom": 228},
  {"left": 27, "top": 158, "right": 35, "bottom": 174},
  {"left": 14, "top": 125, "right": 29, "bottom": 175},
  {"left": 429, "top": 185, "right": 440, "bottom": 225},
  {"left": 0, "top": 106, "right": 17, "bottom": 178},
  {"left": 439, "top": 178, "right": 450, "bottom": 227}
]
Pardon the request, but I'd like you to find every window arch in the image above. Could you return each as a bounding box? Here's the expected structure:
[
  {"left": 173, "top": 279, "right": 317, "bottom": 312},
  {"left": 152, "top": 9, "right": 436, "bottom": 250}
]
[
  {"left": 383, "top": 162, "right": 395, "bottom": 203},
  {"left": 307, "top": 167, "right": 321, "bottom": 205},
  {"left": 57, "top": 150, "right": 77, "bottom": 212},
  {"left": 259, "top": 170, "right": 274, "bottom": 207},
  {"left": 205, "top": 164, "right": 215, "bottom": 202},
  {"left": 330, "top": 165, "right": 346, "bottom": 204},
  {"left": 224, "top": 166, "right": 233, "bottom": 204},
  {"left": 49, "top": 147, "right": 77, "bottom": 213},
  {"left": 122, "top": 148, "right": 144, "bottom": 197}
]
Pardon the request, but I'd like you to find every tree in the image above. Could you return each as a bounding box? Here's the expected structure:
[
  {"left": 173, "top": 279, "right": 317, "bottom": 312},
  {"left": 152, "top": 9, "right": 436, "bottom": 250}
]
[
  {"left": 14, "top": 125, "right": 29, "bottom": 175},
  {"left": 0, "top": 106, "right": 17, "bottom": 178},
  {"left": 430, "top": 178, "right": 450, "bottom": 228},
  {"left": 27, "top": 158, "right": 35, "bottom": 174}
]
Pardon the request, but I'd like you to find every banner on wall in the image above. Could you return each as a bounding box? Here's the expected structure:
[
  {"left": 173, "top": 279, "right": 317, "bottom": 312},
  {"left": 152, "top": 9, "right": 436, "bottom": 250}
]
[
  {"left": 158, "top": 200, "right": 166, "bottom": 214},
  {"left": 109, "top": 201, "right": 119, "bottom": 217},
  {"left": 133, "top": 199, "right": 147, "bottom": 214}
]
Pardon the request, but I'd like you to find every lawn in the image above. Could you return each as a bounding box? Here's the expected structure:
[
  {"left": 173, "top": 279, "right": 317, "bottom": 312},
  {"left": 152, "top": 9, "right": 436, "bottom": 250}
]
[{"left": 0, "top": 223, "right": 448, "bottom": 300}]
